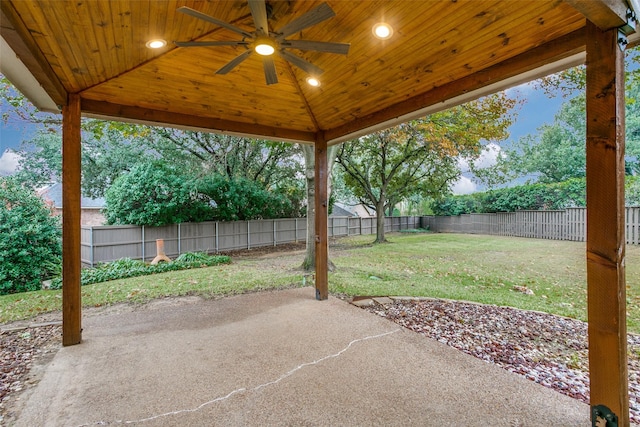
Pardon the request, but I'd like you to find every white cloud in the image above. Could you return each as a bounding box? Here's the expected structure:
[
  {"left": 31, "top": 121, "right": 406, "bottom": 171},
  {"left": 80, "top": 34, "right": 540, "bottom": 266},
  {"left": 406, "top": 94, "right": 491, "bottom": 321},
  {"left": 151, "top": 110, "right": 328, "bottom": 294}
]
[
  {"left": 451, "top": 176, "right": 476, "bottom": 195},
  {"left": 505, "top": 81, "right": 536, "bottom": 97},
  {"left": 475, "top": 143, "right": 502, "bottom": 169},
  {"left": 0, "top": 150, "right": 21, "bottom": 175},
  {"left": 458, "top": 142, "right": 502, "bottom": 171}
]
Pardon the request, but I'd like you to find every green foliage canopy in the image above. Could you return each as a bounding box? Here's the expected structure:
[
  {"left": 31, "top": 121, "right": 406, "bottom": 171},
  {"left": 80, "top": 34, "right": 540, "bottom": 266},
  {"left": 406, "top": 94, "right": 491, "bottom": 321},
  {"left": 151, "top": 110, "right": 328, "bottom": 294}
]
[
  {"left": 337, "top": 92, "right": 517, "bottom": 242},
  {"left": 431, "top": 177, "right": 640, "bottom": 216},
  {"left": 104, "top": 162, "right": 297, "bottom": 226},
  {"left": 104, "top": 161, "right": 212, "bottom": 226},
  {"left": 197, "top": 174, "right": 294, "bottom": 221},
  {"left": 0, "top": 177, "right": 62, "bottom": 294}
]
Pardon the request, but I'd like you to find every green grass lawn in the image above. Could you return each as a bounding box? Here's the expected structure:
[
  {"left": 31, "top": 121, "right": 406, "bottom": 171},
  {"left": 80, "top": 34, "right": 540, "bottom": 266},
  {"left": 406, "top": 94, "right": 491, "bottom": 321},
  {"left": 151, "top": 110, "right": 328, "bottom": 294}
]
[{"left": 2, "top": 233, "right": 639, "bottom": 333}]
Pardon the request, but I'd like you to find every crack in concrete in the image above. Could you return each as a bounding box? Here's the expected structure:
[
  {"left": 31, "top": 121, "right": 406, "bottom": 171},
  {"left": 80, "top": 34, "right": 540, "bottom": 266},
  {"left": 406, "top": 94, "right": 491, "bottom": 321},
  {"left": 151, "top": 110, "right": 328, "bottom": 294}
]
[{"left": 76, "top": 329, "right": 401, "bottom": 426}]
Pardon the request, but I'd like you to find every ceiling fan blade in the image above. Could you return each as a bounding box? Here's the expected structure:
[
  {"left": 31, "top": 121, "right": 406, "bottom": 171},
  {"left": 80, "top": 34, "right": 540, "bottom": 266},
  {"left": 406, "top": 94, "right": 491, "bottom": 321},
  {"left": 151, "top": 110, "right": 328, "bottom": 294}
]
[
  {"left": 248, "top": 0, "right": 269, "bottom": 36},
  {"left": 281, "top": 40, "right": 350, "bottom": 55},
  {"left": 177, "top": 6, "right": 253, "bottom": 38},
  {"left": 216, "top": 50, "right": 253, "bottom": 75},
  {"left": 262, "top": 56, "right": 278, "bottom": 85},
  {"left": 277, "top": 3, "right": 335, "bottom": 38},
  {"left": 174, "top": 40, "right": 249, "bottom": 47},
  {"left": 280, "top": 50, "right": 324, "bottom": 76}
]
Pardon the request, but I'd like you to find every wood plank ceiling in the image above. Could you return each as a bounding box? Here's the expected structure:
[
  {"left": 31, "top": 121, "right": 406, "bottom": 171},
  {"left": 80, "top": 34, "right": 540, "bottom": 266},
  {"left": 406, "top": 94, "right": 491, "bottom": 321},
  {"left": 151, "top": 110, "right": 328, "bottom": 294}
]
[{"left": 0, "top": 1, "right": 626, "bottom": 144}]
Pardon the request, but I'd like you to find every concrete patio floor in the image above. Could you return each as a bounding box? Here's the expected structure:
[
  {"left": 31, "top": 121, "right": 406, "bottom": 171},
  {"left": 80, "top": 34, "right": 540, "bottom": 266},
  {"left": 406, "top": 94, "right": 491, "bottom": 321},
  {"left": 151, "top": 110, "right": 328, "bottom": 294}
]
[{"left": 14, "top": 287, "right": 589, "bottom": 426}]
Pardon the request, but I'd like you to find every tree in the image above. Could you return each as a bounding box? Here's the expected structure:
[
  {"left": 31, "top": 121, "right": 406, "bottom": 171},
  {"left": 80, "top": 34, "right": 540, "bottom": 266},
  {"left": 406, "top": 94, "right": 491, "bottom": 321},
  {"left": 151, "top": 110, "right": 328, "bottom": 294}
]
[
  {"left": 151, "top": 128, "right": 304, "bottom": 191},
  {"left": 522, "top": 45, "right": 640, "bottom": 178},
  {"left": 300, "top": 144, "right": 340, "bottom": 271},
  {"left": 337, "top": 93, "right": 516, "bottom": 243},
  {"left": 500, "top": 96, "right": 586, "bottom": 183},
  {"left": 501, "top": 65, "right": 640, "bottom": 183},
  {"left": 13, "top": 125, "right": 155, "bottom": 196},
  {"left": 0, "top": 177, "right": 62, "bottom": 294},
  {"left": 196, "top": 174, "right": 293, "bottom": 221},
  {"left": 104, "top": 161, "right": 212, "bottom": 226}
]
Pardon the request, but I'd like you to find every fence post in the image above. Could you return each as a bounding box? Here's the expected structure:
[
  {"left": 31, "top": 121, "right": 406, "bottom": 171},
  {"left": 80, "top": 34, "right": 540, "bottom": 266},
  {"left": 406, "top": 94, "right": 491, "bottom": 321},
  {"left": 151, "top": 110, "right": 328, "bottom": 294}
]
[
  {"left": 215, "top": 222, "right": 219, "bottom": 253},
  {"left": 273, "top": 220, "right": 277, "bottom": 247},
  {"left": 247, "top": 220, "right": 251, "bottom": 249},
  {"left": 89, "top": 226, "right": 94, "bottom": 268},
  {"left": 178, "top": 223, "right": 181, "bottom": 255},
  {"left": 141, "top": 225, "right": 145, "bottom": 262}
]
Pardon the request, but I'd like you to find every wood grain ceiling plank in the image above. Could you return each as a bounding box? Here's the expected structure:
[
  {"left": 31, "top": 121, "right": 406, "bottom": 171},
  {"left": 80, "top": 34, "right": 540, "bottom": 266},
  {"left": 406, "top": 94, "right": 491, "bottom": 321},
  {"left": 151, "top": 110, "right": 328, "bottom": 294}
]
[
  {"left": 62, "top": 2, "right": 107, "bottom": 88},
  {"left": 113, "top": 0, "right": 136, "bottom": 73},
  {"left": 11, "top": 1, "right": 80, "bottom": 93},
  {"left": 82, "top": 61, "right": 316, "bottom": 133},
  {"left": 324, "top": 27, "right": 585, "bottom": 142},
  {"left": 0, "top": 2, "right": 67, "bottom": 105},
  {"left": 313, "top": 1, "right": 582, "bottom": 129},
  {"left": 309, "top": 1, "right": 503, "bottom": 127}
]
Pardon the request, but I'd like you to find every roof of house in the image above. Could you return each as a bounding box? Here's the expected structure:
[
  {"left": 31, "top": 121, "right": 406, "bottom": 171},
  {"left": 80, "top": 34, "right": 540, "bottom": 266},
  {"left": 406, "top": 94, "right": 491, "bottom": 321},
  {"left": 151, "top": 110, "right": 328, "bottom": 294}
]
[{"left": 39, "top": 183, "right": 105, "bottom": 209}]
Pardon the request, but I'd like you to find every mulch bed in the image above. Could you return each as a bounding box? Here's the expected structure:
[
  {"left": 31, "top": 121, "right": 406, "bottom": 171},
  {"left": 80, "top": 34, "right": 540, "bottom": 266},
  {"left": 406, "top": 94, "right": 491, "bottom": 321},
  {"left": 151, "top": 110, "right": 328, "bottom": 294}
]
[
  {"left": 0, "top": 324, "right": 61, "bottom": 424},
  {"left": 363, "top": 298, "right": 640, "bottom": 424}
]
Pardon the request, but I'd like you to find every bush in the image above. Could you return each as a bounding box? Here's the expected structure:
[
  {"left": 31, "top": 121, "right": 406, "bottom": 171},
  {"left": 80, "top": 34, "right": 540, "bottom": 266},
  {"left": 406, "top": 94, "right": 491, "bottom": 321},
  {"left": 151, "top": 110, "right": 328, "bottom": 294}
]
[
  {"left": 49, "top": 253, "right": 231, "bottom": 288},
  {"left": 431, "top": 178, "right": 588, "bottom": 215},
  {"left": 0, "top": 177, "right": 62, "bottom": 294},
  {"left": 197, "top": 175, "right": 293, "bottom": 221},
  {"left": 104, "top": 161, "right": 213, "bottom": 226}
]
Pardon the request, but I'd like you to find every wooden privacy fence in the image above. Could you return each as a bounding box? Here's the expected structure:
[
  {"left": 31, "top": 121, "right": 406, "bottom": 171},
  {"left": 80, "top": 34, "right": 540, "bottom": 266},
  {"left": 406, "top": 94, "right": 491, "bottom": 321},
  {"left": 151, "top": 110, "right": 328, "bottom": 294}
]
[
  {"left": 81, "top": 216, "right": 420, "bottom": 267},
  {"left": 420, "top": 207, "right": 640, "bottom": 245}
]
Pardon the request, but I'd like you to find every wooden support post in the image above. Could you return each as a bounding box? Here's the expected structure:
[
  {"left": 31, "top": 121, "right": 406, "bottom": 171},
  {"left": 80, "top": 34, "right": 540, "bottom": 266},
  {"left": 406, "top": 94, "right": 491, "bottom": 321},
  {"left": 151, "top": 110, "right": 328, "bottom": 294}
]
[
  {"left": 62, "top": 93, "right": 82, "bottom": 346},
  {"left": 314, "top": 134, "right": 329, "bottom": 300},
  {"left": 585, "top": 21, "right": 629, "bottom": 426}
]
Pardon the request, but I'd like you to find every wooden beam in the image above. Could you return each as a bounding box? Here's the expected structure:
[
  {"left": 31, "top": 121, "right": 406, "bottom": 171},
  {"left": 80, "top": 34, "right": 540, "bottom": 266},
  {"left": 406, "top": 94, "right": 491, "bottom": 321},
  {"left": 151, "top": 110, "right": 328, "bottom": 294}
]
[
  {"left": 314, "top": 133, "right": 329, "bottom": 301},
  {"left": 324, "top": 28, "right": 586, "bottom": 143},
  {"left": 0, "top": 2, "right": 67, "bottom": 106},
  {"left": 565, "top": 0, "right": 630, "bottom": 30},
  {"left": 80, "top": 99, "right": 316, "bottom": 144},
  {"left": 585, "top": 20, "right": 629, "bottom": 426},
  {"left": 62, "top": 93, "right": 82, "bottom": 346}
]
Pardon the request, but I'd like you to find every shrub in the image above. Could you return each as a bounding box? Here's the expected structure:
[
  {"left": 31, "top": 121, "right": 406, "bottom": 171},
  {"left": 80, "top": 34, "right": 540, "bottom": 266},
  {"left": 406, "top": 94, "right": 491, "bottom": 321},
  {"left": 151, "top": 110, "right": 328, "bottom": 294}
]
[
  {"left": 104, "top": 161, "right": 213, "bottom": 226},
  {"left": 197, "top": 174, "right": 293, "bottom": 221},
  {"left": 49, "top": 253, "right": 231, "bottom": 288},
  {"left": 0, "top": 177, "right": 62, "bottom": 294},
  {"left": 431, "top": 178, "right": 588, "bottom": 215}
]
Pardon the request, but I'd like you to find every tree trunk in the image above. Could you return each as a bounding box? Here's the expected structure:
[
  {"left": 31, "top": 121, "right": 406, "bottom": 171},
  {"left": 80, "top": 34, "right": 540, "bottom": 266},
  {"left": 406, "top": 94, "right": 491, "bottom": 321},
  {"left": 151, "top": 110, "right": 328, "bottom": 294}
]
[
  {"left": 301, "top": 144, "right": 338, "bottom": 271},
  {"left": 375, "top": 198, "right": 387, "bottom": 243}
]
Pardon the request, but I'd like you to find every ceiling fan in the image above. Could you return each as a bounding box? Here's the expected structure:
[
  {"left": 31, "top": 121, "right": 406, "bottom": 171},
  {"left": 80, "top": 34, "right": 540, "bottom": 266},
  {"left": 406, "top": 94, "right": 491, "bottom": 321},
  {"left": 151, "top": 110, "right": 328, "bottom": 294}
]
[{"left": 174, "top": 1, "right": 350, "bottom": 85}]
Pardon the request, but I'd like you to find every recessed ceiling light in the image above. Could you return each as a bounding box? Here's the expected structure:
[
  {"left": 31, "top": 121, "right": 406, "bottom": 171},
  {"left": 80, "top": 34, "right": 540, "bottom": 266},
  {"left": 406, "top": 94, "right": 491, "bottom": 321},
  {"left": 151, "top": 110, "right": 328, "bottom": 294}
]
[
  {"left": 146, "top": 39, "right": 167, "bottom": 49},
  {"left": 254, "top": 38, "right": 275, "bottom": 56},
  {"left": 306, "top": 77, "right": 321, "bottom": 87},
  {"left": 372, "top": 23, "right": 393, "bottom": 40}
]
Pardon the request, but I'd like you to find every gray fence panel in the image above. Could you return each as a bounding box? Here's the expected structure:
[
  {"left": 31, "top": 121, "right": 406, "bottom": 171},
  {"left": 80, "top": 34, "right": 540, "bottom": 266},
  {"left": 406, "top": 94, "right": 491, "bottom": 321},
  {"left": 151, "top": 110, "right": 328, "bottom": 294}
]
[
  {"left": 248, "top": 220, "right": 275, "bottom": 248},
  {"left": 626, "top": 206, "right": 640, "bottom": 245},
  {"left": 91, "top": 225, "right": 142, "bottom": 265},
  {"left": 331, "top": 217, "right": 349, "bottom": 237},
  {"left": 218, "top": 221, "right": 249, "bottom": 251},
  {"left": 144, "top": 225, "right": 179, "bottom": 260},
  {"left": 81, "top": 209, "right": 640, "bottom": 267},
  {"left": 81, "top": 227, "right": 93, "bottom": 266},
  {"left": 419, "top": 206, "right": 640, "bottom": 245},
  {"left": 275, "top": 219, "right": 298, "bottom": 243},
  {"left": 179, "top": 222, "right": 217, "bottom": 254}
]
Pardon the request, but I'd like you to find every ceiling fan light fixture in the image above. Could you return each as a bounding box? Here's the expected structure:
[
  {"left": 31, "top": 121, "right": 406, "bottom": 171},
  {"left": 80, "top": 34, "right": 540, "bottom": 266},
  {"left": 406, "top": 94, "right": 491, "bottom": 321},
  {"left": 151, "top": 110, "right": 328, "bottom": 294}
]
[
  {"left": 254, "top": 38, "right": 276, "bottom": 56},
  {"left": 372, "top": 23, "right": 393, "bottom": 40},
  {"left": 306, "top": 77, "right": 321, "bottom": 87},
  {"left": 146, "top": 39, "right": 167, "bottom": 49}
]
